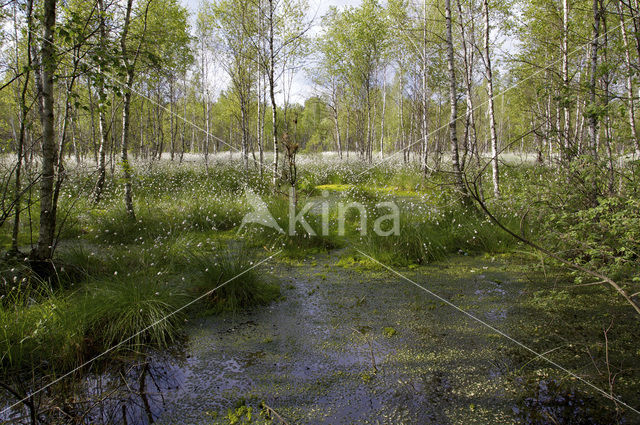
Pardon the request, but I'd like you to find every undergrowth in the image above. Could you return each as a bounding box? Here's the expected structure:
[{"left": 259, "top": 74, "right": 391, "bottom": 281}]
[{"left": 2, "top": 155, "right": 638, "bottom": 418}]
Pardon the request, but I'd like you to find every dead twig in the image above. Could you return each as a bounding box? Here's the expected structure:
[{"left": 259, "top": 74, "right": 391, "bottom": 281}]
[
  {"left": 603, "top": 320, "right": 621, "bottom": 416},
  {"left": 261, "top": 402, "right": 290, "bottom": 425},
  {"left": 351, "top": 327, "right": 378, "bottom": 373}
]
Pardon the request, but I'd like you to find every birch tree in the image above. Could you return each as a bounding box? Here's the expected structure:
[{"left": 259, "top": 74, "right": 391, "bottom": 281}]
[
  {"left": 208, "top": 0, "right": 258, "bottom": 169},
  {"left": 444, "top": 0, "right": 470, "bottom": 203},
  {"left": 118, "top": 0, "right": 151, "bottom": 220},
  {"left": 481, "top": 0, "right": 500, "bottom": 198},
  {"left": 253, "top": 0, "right": 310, "bottom": 184},
  {"left": 32, "top": 0, "right": 58, "bottom": 260}
]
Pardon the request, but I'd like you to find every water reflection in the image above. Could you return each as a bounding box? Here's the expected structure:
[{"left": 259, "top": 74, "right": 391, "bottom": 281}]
[{"left": 1, "top": 351, "right": 184, "bottom": 425}]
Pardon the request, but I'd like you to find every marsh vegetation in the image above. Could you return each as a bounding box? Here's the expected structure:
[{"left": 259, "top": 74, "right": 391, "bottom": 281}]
[{"left": 2, "top": 0, "right": 640, "bottom": 422}]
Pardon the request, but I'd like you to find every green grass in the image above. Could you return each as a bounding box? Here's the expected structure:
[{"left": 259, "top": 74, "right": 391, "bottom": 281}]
[
  {"left": 0, "top": 241, "right": 278, "bottom": 378},
  {"left": 0, "top": 292, "right": 84, "bottom": 374},
  {"left": 352, "top": 205, "right": 517, "bottom": 266},
  {"left": 316, "top": 183, "right": 421, "bottom": 197},
  {"left": 81, "top": 274, "right": 188, "bottom": 354},
  {"left": 4, "top": 156, "right": 621, "bottom": 391},
  {"left": 83, "top": 192, "right": 246, "bottom": 245},
  {"left": 239, "top": 197, "right": 344, "bottom": 257},
  {"left": 188, "top": 247, "right": 280, "bottom": 314},
  {"left": 0, "top": 273, "right": 187, "bottom": 375}
]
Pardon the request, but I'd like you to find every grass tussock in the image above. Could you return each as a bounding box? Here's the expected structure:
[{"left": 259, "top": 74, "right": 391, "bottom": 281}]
[
  {"left": 0, "top": 274, "right": 186, "bottom": 375},
  {"left": 0, "top": 242, "right": 278, "bottom": 379},
  {"left": 82, "top": 275, "right": 187, "bottom": 354},
  {"left": 189, "top": 248, "right": 280, "bottom": 314}
]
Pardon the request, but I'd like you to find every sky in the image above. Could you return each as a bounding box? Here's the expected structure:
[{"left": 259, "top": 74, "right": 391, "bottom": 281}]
[
  {"left": 179, "top": 0, "right": 361, "bottom": 104},
  {"left": 179, "top": 0, "right": 358, "bottom": 20}
]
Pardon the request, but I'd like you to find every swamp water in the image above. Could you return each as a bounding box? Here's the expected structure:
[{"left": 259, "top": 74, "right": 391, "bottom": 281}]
[{"left": 2, "top": 253, "right": 625, "bottom": 424}]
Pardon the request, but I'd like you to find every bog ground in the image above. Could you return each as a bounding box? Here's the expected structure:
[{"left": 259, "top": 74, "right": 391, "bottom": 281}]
[
  {"left": 1, "top": 156, "right": 639, "bottom": 424},
  {"left": 4, "top": 0, "right": 640, "bottom": 420}
]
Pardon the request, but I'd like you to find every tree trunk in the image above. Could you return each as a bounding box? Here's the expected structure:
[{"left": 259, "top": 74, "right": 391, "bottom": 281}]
[
  {"left": 260, "top": 71, "right": 266, "bottom": 172},
  {"left": 615, "top": 0, "right": 640, "bottom": 152},
  {"left": 573, "top": 84, "right": 584, "bottom": 152},
  {"left": 562, "top": 0, "right": 571, "bottom": 159},
  {"left": 268, "top": 0, "right": 279, "bottom": 185},
  {"left": 170, "top": 77, "right": 175, "bottom": 161},
  {"left": 331, "top": 105, "right": 342, "bottom": 159},
  {"left": 332, "top": 105, "right": 342, "bottom": 158},
  {"left": 366, "top": 87, "right": 372, "bottom": 162},
  {"left": 11, "top": 0, "right": 34, "bottom": 254},
  {"left": 156, "top": 97, "right": 164, "bottom": 159},
  {"left": 445, "top": 0, "right": 470, "bottom": 203},
  {"left": 455, "top": 0, "right": 475, "bottom": 170},
  {"left": 71, "top": 112, "right": 80, "bottom": 164},
  {"left": 380, "top": 71, "right": 386, "bottom": 158},
  {"left": 32, "top": 0, "right": 57, "bottom": 261},
  {"left": 241, "top": 96, "right": 249, "bottom": 169},
  {"left": 180, "top": 74, "right": 187, "bottom": 163},
  {"left": 401, "top": 75, "right": 407, "bottom": 163},
  {"left": 483, "top": 0, "right": 500, "bottom": 199},
  {"left": 346, "top": 106, "right": 350, "bottom": 158},
  {"left": 588, "top": 0, "right": 600, "bottom": 158},
  {"left": 421, "top": 0, "right": 429, "bottom": 173},
  {"left": 118, "top": 0, "right": 142, "bottom": 221},
  {"left": 332, "top": 79, "right": 342, "bottom": 158},
  {"left": 601, "top": 7, "right": 615, "bottom": 193},
  {"left": 88, "top": 76, "right": 98, "bottom": 164},
  {"left": 121, "top": 76, "right": 136, "bottom": 220},
  {"left": 204, "top": 95, "right": 210, "bottom": 170},
  {"left": 257, "top": 64, "right": 263, "bottom": 174},
  {"left": 93, "top": 0, "right": 109, "bottom": 203},
  {"left": 139, "top": 96, "right": 146, "bottom": 159}
]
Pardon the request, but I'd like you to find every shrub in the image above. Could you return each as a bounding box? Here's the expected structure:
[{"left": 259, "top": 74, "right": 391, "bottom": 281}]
[{"left": 547, "top": 196, "right": 640, "bottom": 280}]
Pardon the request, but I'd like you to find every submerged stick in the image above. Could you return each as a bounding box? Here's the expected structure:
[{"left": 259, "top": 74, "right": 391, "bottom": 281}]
[{"left": 261, "top": 402, "right": 290, "bottom": 425}]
